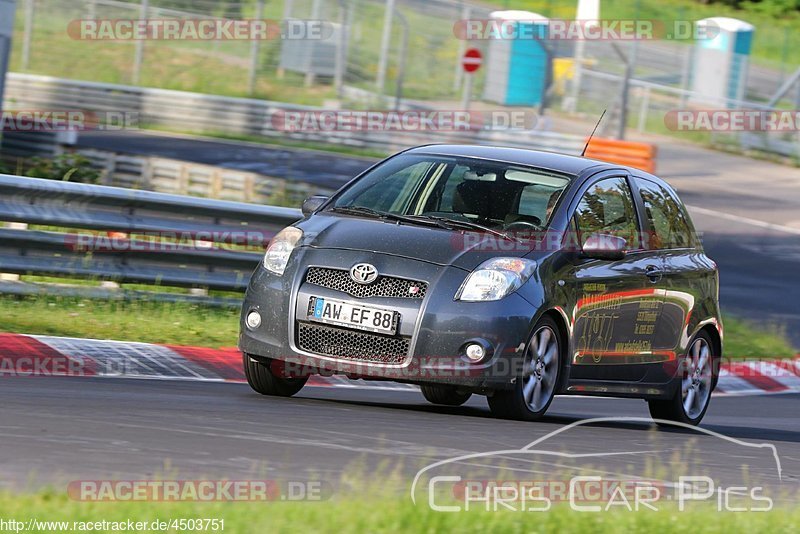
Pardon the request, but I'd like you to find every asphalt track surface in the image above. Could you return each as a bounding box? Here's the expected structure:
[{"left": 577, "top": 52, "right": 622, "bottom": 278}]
[{"left": 2, "top": 377, "right": 798, "bottom": 504}]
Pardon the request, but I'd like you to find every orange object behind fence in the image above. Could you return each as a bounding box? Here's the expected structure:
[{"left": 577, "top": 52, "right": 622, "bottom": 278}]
[{"left": 584, "top": 137, "right": 657, "bottom": 174}]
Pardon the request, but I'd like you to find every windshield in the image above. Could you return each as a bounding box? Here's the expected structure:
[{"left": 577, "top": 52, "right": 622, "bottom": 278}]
[{"left": 330, "top": 154, "right": 572, "bottom": 231}]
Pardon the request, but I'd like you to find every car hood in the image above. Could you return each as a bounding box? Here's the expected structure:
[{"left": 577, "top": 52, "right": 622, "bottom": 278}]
[{"left": 296, "top": 214, "right": 530, "bottom": 271}]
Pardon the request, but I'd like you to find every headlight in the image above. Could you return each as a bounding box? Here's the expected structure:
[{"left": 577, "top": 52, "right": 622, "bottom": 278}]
[
  {"left": 455, "top": 258, "right": 537, "bottom": 302},
  {"left": 263, "top": 226, "right": 303, "bottom": 275}
]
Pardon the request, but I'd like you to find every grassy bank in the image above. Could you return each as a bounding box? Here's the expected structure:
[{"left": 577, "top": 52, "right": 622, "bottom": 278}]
[
  {"left": 0, "top": 296, "right": 240, "bottom": 348},
  {"left": 0, "top": 490, "right": 797, "bottom": 534},
  {"left": 0, "top": 294, "right": 795, "bottom": 357}
]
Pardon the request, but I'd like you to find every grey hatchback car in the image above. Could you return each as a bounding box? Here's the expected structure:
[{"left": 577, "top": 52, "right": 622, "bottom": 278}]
[{"left": 239, "top": 145, "right": 722, "bottom": 425}]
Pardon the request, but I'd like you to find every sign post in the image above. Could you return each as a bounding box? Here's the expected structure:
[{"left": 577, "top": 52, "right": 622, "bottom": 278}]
[{"left": 460, "top": 48, "right": 482, "bottom": 111}]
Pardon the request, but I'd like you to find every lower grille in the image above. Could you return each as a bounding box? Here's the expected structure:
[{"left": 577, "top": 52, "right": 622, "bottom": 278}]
[{"left": 296, "top": 322, "right": 410, "bottom": 365}]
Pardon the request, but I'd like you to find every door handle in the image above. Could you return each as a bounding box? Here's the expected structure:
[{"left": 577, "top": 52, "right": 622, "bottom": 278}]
[{"left": 645, "top": 265, "right": 663, "bottom": 283}]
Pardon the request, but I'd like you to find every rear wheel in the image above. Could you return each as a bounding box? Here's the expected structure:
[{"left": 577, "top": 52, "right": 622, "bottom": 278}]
[
  {"left": 488, "top": 317, "right": 562, "bottom": 421},
  {"left": 420, "top": 384, "right": 472, "bottom": 406},
  {"left": 648, "top": 332, "right": 715, "bottom": 426},
  {"left": 243, "top": 353, "right": 308, "bottom": 397}
]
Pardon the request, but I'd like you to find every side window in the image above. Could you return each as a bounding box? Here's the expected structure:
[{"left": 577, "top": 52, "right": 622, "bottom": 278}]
[
  {"left": 574, "top": 177, "right": 639, "bottom": 250},
  {"left": 637, "top": 180, "right": 695, "bottom": 250}
]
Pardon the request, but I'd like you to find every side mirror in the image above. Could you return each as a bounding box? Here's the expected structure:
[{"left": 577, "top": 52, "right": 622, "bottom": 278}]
[
  {"left": 301, "top": 195, "right": 328, "bottom": 216},
  {"left": 582, "top": 233, "right": 627, "bottom": 261}
]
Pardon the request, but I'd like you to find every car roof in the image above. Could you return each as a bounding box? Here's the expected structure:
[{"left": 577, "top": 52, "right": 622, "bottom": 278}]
[{"left": 403, "top": 144, "right": 624, "bottom": 177}]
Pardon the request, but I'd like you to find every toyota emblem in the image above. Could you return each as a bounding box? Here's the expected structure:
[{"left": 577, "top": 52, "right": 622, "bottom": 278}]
[{"left": 350, "top": 263, "right": 378, "bottom": 285}]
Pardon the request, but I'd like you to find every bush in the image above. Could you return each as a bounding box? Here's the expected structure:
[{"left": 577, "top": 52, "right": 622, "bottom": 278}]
[{"left": 23, "top": 153, "right": 101, "bottom": 184}]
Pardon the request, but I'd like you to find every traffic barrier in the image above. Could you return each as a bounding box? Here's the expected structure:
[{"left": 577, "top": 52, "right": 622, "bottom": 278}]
[{"left": 584, "top": 137, "right": 657, "bottom": 174}]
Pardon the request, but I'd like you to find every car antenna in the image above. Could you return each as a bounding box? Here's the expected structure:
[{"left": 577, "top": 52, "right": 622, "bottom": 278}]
[{"left": 580, "top": 109, "right": 606, "bottom": 157}]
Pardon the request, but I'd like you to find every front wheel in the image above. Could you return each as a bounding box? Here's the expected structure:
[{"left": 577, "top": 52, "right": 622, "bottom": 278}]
[
  {"left": 488, "top": 317, "right": 562, "bottom": 421},
  {"left": 648, "top": 332, "right": 716, "bottom": 426},
  {"left": 243, "top": 353, "right": 308, "bottom": 397}
]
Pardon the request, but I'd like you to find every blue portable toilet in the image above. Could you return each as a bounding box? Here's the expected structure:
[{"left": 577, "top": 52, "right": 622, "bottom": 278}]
[
  {"left": 482, "top": 10, "right": 550, "bottom": 107},
  {"left": 691, "top": 17, "right": 754, "bottom": 105}
]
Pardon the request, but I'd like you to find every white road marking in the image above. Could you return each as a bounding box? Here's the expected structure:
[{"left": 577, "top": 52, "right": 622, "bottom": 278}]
[{"left": 687, "top": 205, "right": 800, "bottom": 235}]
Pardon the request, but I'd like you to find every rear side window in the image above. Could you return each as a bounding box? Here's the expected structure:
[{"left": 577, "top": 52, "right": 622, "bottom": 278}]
[
  {"left": 636, "top": 180, "right": 696, "bottom": 250},
  {"left": 574, "top": 177, "right": 639, "bottom": 250}
]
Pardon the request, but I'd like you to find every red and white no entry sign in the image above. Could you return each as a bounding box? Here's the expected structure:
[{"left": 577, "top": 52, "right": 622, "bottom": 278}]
[{"left": 462, "top": 48, "right": 482, "bottom": 73}]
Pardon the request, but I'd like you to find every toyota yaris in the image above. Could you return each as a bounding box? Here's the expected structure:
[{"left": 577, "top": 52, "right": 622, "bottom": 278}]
[{"left": 240, "top": 145, "right": 722, "bottom": 425}]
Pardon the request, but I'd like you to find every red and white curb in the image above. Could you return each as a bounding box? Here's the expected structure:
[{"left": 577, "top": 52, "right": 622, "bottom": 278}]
[{"left": 1, "top": 333, "right": 798, "bottom": 396}]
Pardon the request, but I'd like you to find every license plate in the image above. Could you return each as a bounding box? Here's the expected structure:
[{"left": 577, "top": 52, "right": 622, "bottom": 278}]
[{"left": 307, "top": 296, "right": 398, "bottom": 335}]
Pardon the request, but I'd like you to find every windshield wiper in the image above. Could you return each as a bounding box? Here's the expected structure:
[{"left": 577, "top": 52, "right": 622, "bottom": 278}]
[
  {"left": 329, "top": 206, "right": 442, "bottom": 228},
  {"left": 330, "top": 207, "right": 516, "bottom": 240},
  {"left": 410, "top": 215, "right": 518, "bottom": 242}
]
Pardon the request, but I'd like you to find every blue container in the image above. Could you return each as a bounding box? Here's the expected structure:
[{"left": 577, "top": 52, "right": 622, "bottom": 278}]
[{"left": 483, "top": 11, "right": 550, "bottom": 107}]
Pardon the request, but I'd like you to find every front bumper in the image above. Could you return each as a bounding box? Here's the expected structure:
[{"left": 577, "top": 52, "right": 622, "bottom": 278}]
[{"left": 239, "top": 247, "right": 538, "bottom": 389}]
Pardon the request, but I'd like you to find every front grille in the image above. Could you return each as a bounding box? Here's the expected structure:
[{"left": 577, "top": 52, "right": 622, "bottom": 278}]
[
  {"left": 305, "top": 267, "right": 427, "bottom": 299},
  {"left": 297, "top": 322, "right": 410, "bottom": 365}
]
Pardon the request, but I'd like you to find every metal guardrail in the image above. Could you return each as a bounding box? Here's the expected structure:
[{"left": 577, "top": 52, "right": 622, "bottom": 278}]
[
  {"left": 0, "top": 174, "right": 303, "bottom": 291},
  {"left": 76, "top": 148, "right": 333, "bottom": 203},
  {"left": 2, "top": 73, "right": 587, "bottom": 156}
]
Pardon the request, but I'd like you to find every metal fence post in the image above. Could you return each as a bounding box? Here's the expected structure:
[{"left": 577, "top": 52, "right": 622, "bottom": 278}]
[
  {"left": 452, "top": 4, "right": 470, "bottom": 93},
  {"left": 610, "top": 42, "right": 631, "bottom": 140},
  {"left": 248, "top": 0, "right": 265, "bottom": 95},
  {"left": 393, "top": 9, "right": 408, "bottom": 110},
  {"left": 132, "top": 0, "right": 149, "bottom": 84},
  {"left": 636, "top": 86, "right": 650, "bottom": 133},
  {"left": 305, "top": 0, "right": 322, "bottom": 87},
  {"left": 375, "top": 0, "right": 396, "bottom": 96},
  {"left": 21, "top": 0, "right": 34, "bottom": 70},
  {"left": 335, "top": 0, "right": 349, "bottom": 99}
]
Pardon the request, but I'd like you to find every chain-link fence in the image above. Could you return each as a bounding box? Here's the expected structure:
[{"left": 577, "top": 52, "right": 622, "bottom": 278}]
[{"left": 7, "top": 0, "right": 800, "bottom": 157}]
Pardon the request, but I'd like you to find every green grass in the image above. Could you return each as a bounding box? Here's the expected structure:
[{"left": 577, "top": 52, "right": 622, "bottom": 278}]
[
  {"left": 0, "top": 295, "right": 240, "bottom": 348},
  {"left": 722, "top": 316, "right": 796, "bottom": 359},
  {"left": 0, "top": 294, "right": 795, "bottom": 357},
  {"left": 0, "top": 490, "right": 797, "bottom": 533}
]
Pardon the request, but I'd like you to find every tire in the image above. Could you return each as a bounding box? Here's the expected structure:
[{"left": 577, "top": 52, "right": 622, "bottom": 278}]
[
  {"left": 243, "top": 353, "right": 308, "bottom": 397},
  {"left": 420, "top": 384, "right": 472, "bottom": 406},
  {"left": 488, "top": 316, "right": 562, "bottom": 421},
  {"left": 648, "top": 331, "right": 716, "bottom": 426}
]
